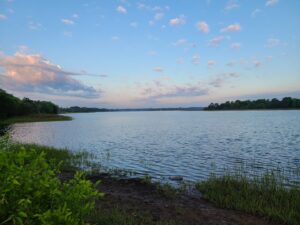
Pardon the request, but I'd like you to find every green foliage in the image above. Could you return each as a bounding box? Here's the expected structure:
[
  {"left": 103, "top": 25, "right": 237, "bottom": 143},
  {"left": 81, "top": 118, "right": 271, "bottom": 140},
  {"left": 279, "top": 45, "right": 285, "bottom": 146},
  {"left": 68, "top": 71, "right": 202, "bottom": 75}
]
[
  {"left": 0, "top": 89, "right": 59, "bottom": 120},
  {"left": 205, "top": 97, "right": 300, "bottom": 110},
  {"left": 196, "top": 173, "right": 300, "bottom": 225},
  {"left": 0, "top": 137, "right": 102, "bottom": 225}
]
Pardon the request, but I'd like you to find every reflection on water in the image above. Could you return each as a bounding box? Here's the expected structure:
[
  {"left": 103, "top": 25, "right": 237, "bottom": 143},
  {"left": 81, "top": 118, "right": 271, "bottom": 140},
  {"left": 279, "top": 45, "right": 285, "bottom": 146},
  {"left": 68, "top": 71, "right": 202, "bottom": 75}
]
[{"left": 10, "top": 111, "right": 300, "bottom": 184}]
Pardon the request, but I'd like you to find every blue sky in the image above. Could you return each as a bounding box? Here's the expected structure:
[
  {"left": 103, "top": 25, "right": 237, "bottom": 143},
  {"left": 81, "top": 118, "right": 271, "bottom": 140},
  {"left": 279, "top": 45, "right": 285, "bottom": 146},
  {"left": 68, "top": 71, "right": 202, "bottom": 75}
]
[{"left": 0, "top": 0, "right": 299, "bottom": 107}]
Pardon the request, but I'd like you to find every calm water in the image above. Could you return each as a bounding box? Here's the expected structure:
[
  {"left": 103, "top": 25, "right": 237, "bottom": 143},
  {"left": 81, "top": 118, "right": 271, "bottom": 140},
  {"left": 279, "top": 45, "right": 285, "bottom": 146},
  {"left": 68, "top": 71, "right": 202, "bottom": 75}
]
[{"left": 10, "top": 111, "right": 300, "bottom": 184}]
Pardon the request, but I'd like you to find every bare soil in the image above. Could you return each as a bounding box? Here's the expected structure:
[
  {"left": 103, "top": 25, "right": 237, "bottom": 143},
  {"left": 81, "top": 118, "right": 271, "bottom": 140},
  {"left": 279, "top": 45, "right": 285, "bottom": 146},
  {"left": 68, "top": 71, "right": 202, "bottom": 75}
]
[{"left": 61, "top": 172, "right": 277, "bottom": 225}]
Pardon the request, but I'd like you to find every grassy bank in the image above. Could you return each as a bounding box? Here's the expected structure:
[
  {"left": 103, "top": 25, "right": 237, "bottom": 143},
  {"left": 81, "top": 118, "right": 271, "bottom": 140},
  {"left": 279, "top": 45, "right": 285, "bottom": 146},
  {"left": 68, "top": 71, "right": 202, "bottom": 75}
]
[
  {"left": 196, "top": 173, "right": 300, "bottom": 225},
  {"left": 0, "top": 114, "right": 72, "bottom": 126}
]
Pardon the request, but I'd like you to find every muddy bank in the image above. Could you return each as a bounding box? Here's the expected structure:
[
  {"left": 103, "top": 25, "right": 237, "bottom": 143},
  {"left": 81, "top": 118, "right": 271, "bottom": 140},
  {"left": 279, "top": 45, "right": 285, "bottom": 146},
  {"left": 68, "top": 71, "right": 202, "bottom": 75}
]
[{"left": 60, "top": 172, "right": 276, "bottom": 225}]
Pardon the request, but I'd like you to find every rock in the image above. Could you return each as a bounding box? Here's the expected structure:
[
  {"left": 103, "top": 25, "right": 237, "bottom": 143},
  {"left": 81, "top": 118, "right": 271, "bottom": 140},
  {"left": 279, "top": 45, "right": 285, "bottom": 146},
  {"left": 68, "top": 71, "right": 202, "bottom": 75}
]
[{"left": 169, "top": 176, "right": 183, "bottom": 181}]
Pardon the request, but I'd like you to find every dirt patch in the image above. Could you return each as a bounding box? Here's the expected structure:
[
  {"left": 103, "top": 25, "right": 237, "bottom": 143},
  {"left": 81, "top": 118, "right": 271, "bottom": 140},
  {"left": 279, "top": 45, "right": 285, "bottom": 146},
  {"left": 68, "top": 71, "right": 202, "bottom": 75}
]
[{"left": 60, "top": 172, "right": 277, "bottom": 225}]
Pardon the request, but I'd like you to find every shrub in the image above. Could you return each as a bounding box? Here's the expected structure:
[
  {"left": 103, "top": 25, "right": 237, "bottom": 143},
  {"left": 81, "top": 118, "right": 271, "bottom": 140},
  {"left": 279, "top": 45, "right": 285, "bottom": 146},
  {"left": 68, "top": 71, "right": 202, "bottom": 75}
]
[{"left": 0, "top": 138, "right": 102, "bottom": 225}]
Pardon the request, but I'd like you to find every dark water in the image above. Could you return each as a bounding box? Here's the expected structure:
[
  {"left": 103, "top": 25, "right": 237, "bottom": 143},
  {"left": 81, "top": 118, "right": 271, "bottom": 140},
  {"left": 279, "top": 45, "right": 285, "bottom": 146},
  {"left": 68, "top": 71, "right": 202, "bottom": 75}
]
[{"left": 10, "top": 111, "right": 300, "bottom": 184}]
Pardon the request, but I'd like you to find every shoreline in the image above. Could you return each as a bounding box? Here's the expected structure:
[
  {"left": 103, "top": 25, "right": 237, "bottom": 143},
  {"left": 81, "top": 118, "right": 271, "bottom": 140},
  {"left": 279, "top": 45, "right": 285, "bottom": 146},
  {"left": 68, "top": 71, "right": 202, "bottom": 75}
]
[
  {"left": 0, "top": 114, "right": 72, "bottom": 126},
  {"left": 1, "top": 139, "right": 298, "bottom": 224},
  {"left": 1, "top": 118, "right": 299, "bottom": 225}
]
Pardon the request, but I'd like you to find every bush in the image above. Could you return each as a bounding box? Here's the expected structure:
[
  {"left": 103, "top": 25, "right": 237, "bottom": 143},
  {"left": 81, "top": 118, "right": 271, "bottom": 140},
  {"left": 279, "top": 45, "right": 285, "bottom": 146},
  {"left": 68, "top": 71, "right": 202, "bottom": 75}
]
[{"left": 0, "top": 138, "right": 103, "bottom": 225}]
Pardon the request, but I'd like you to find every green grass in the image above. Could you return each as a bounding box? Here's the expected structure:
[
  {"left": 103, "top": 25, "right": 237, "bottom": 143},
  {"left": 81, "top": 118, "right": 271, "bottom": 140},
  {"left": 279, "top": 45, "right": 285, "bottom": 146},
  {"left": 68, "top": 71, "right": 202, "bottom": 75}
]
[
  {"left": 2, "top": 139, "right": 93, "bottom": 172},
  {"left": 0, "top": 114, "right": 72, "bottom": 125},
  {"left": 196, "top": 172, "right": 300, "bottom": 225}
]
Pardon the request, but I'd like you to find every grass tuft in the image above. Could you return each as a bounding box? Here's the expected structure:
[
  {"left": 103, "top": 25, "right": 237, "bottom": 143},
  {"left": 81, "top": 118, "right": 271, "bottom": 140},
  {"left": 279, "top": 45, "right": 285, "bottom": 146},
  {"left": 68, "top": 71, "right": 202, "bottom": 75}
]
[{"left": 196, "top": 172, "right": 300, "bottom": 225}]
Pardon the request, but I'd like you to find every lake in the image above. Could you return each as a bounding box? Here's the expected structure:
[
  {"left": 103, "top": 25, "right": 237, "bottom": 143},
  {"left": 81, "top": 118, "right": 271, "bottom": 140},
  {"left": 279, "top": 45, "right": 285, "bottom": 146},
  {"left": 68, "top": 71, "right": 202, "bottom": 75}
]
[{"left": 10, "top": 111, "right": 300, "bottom": 184}]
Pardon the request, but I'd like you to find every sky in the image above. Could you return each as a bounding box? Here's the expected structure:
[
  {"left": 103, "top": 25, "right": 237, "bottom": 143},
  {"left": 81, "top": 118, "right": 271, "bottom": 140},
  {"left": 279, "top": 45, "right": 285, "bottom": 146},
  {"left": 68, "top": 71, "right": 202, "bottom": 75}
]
[{"left": 0, "top": 0, "right": 300, "bottom": 108}]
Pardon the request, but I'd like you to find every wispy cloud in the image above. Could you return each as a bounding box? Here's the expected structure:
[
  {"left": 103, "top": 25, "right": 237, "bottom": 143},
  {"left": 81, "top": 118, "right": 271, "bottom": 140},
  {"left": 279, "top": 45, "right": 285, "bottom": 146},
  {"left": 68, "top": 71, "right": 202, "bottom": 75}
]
[
  {"left": 208, "top": 60, "right": 216, "bottom": 67},
  {"left": 72, "top": 13, "right": 79, "bottom": 19},
  {"left": 0, "top": 52, "right": 100, "bottom": 98},
  {"left": 191, "top": 54, "right": 200, "bottom": 65},
  {"left": 196, "top": 21, "right": 209, "bottom": 33},
  {"left": 220, "top": 23, "right": 241, "bottom": 32},
  {"left": 230, "top": 42, "right": 241, "bottom": 49},
  {"left": 111, "top": 36, "right": 120, "bottom": 41},
  {"left": 210, "top": 72, "right": 239, "bottom": 87},
  {"left": 28, "top": 21, "right": 42, "bottom": 30},
  {"left": 130, "top": 21, "right": 138, "bottom": 28},
  {"left": 61, "top": 19, "right": 75, "bottom": 25},
  {"left": 154, "top": 12, "right": 164, "bottom": 21},
  {"left": 266, "top": 38, "right": 280, "bottom": 47},
  {"left": 253, "top": 60, "right": 262, "bottom": 68},
  {"left": 208, "top": 36, "right": 224, "bottom": 46},
  {"left": 251, "top": 8, "right": 262, "bottom": 17},
  {"left": 116, "top": 5, "right": 127, "bottom": 14},
  {"left": 173, "top": 39, "right": 188, "bottom": 46},
  {"left": 0, "top": 14, "right": 7, "bottom": 20},
  {"left": 169, "top": 15, "right": 186, "bottom": 26},
  {"left": 266, "top": 0, "right": 278, "bottom": 7},
  {"left": 225, "top": 0, "right": 239, "bottom": 10},
  {"left": 153, "top": 67, "right": 164, "bottom": 72}
]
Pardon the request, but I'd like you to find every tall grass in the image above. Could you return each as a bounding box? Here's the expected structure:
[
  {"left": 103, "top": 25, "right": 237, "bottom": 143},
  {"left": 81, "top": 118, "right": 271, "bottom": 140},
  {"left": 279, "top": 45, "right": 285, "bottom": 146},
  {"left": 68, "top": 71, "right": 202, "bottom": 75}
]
[{"left": 196, "top": 171, "right": 300, "bottom": 225}]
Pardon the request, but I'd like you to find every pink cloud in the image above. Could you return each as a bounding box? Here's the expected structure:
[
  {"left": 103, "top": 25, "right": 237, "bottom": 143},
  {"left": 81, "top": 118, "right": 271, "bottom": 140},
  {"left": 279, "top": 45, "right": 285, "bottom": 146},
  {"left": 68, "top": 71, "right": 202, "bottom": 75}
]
[
  {"left": 169, "top": 15, "right": 185, "bottom": 26},
  {"left": 221, "top": 23, "right": 241, "bottom": 32},
  {"left": 0, "top": 52, "right": 100, "bottom": 98},
  {"left": 196, "top": 21, "right": 209, "bottom": 33},
  {"left": 208, "top": 36, "right": 224, "bottom": 46},
  {"left": 116, "top": 5, "right": 127, "bottom": 14}
]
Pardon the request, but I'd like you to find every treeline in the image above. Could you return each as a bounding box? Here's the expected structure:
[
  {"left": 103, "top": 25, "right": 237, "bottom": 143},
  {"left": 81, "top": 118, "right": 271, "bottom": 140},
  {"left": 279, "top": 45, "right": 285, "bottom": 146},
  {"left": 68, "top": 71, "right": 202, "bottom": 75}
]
[
  {"left": 0, "top": 89, "right": 59, "bottom": 119},
  {"left": 59, "top": 106, "right": 110, "bottom": 113},
  {"left": 60, "top": 106, "right": 204, "bottom": 113},
  {"left": 205, "top": 97, "right": 300, "bottom": 110}
]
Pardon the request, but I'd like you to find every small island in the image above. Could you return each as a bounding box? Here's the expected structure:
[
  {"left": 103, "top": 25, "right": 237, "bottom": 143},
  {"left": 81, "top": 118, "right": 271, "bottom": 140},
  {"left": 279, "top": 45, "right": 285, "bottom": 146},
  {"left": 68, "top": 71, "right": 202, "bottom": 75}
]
[{"left": 204, "top": 97, "right": 300, "bottom": 110}]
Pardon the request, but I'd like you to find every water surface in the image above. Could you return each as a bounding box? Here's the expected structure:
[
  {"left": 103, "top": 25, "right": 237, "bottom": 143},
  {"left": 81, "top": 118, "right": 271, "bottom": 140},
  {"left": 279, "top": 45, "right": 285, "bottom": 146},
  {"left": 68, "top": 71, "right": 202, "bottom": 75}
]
[{"left": 10, "top": 111, "right": 300, "bottom": 184}]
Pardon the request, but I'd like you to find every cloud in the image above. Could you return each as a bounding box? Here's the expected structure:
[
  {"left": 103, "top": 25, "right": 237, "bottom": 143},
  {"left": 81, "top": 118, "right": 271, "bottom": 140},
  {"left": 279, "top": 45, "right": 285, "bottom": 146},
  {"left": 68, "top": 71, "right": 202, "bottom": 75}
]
[
  {"left": 0, "top": 52, "right": 100, "bottom": 98},
  {"left": 169, "top": 15, "right": 186, "bottom": 26},
  {"left": 266, "top": 38, "right": 280, "bottom": 47},
  {"left": 209, "top": 72, "right": 239, "bottom": 88},
  {"left": 61, "top": 19, "right": 75, "bottom": 25},
  {"left": 116, "top": 5, "right": 127, "bottom": 14},
  {"left": 266, "top": 0, "right": 278, "bottom": 6},
  {"left": 221, "top": 23, "right": 241, "bottom": 32},
  {"left": 153, "top": 67, "right": 164, "bottom": 72},
  {"left": 196, "top": 21, "right": 209, "bottom": 33},
  {"left": 28, "top": 21, "right": 42, "bottom": 30},
  {"left": 72, "top": 13, "right": 79, "bottom": 19},
  {"left": 154, "top": 12, "right": 164, "bottom": 21},
  {"left": 225, "top": 0, "right": 239, "bottom": 10},
  {"left": 0, "top": 14, "right": 7, "bottom": 20},
  {"left": 63, "top": 31, "right": 73, "bottom": 37},
  {"left": 251, "top": 8, "right": 262, "bottom": 17},
  {"left": 130, "top": 21, "right": 138, "bottom": 27},
  {"left": 111, "top": 36, "right": 120, "bottom": 41},
  {"left": 191, "top": 54, "right": 200, "bottom": 65},
  {"left": 173, "top": 39, "right": 188, "bottom": 46},
  {"left": 147, "top": 50, "right": 157, "bottom": 56},
  {"left": 253, "top": 60, "right": 262, "bottom": 68},
  {"left": 141, "top": 82, "right": 209, "bottom": 99},
  {"left": 208, "top": 60, "right": 216, "bottom": 67},
  {"left": 208, "top": 36, "right": 224, "bottom": 46},
  {"left": 230, "top": 42, "right": 241, "bottom": 49}
]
